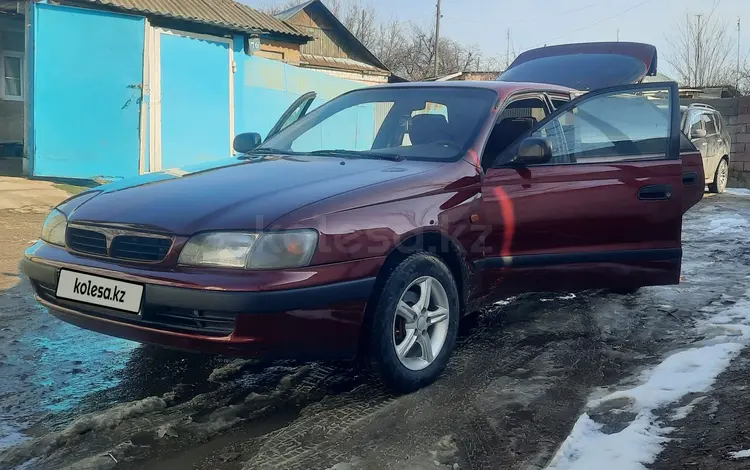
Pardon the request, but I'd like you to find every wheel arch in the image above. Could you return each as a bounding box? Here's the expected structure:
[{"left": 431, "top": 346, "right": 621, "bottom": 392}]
[{"left": 357, "top": 229, "right": 470, "bottom": 357}]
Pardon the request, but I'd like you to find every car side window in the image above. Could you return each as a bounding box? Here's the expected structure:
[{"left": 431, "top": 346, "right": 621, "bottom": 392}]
[
  {"left": 702, "top": 113, "right": 718, "bottom": 135},
  {"left": 714, "top": 113, "right": 723, "bottom": 132},
  {"left": 484, "top": 96, "right": 549, "bottom": 169},
  {"left": 526, "top": 87, "right": 672, "bottom": 165},
  {"left": 688, "top": 113, "right": 704, "bottom": 136}
]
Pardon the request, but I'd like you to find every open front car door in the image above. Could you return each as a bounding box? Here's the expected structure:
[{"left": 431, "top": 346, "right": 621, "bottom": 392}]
[{"left": 479, "top": 82, "right": 691, "bottom": 297}]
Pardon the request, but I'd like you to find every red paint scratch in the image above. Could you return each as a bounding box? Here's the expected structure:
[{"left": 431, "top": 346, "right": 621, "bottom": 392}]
[{"left": 491, "top": 186, "right": 515, "bottom": 257}]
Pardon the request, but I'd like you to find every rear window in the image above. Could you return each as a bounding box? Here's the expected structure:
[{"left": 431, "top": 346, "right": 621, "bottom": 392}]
[{"left": 497, "top": 54, "right": 647, "bottom": 90}]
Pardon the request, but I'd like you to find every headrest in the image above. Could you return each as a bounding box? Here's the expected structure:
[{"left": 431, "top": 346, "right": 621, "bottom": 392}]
[{"left": 410, "top": 114, "right": 450, "bottom": 145}]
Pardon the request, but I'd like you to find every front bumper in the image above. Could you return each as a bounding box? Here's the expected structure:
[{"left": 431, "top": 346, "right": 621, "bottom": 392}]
[{"left": 23, "top": 243, "right": 381, "bottom": 359}]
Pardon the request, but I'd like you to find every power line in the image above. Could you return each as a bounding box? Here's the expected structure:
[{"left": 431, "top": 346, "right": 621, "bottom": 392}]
[{"left": 531, "top": 0, "right": 661, "bottom": 48}]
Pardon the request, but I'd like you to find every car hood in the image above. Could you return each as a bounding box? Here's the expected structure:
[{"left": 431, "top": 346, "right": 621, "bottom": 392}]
[{"left": 67, "top": 155, "right": 432, "bottom": 235}]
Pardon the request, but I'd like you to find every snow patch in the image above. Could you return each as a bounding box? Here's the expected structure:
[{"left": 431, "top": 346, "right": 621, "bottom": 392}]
[
  {"left": 546, "top": 294, "right": 750, "bottom": 470},
  {"left": 725, "top": 188, "right": 750, "bottom": 197},
  {"left": 208, "top": 359, "right": 258, "bottom": 383},
  {"left": 546, "top": 412, "right": 668, "bottom": 470},
  {"left": 494, "top": 296, "right": 516, "bottom": 307},
  {"left": 730, "top": 449, "right": 750, "bottom": 459},
  {"left": 542, "top": 294, "right": 577, "bottom": 302},
  {"left": 0, "top": 395, "right": 167, "bottom": 467},
  {"left": 670, "top": 396, "right": 706, "bottom": 421},
  {"left": 707, "top": 216, "right": 748, "bottom": 234},
  {"left": 547, "top": 344, "right": 741, "bottom": 470}
]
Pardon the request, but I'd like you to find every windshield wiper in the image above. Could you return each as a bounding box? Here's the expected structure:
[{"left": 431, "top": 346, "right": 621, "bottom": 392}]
[
  {"left": 308, "top": 149, "right": 403, "bottom": 162},
  {"left": 237, "top": 147, "right": 300, "bottom": 158}
]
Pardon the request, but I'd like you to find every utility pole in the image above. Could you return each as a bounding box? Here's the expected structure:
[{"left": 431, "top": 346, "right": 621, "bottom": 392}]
[
  {"left": 696, "top": 14, "right": 702, "bottom": 87},
  {"left": 434, "top": 0, "right": 441, "bottom": 77},
  {"left": 738, "top": 17, "right": 742, "bottom": 92}
]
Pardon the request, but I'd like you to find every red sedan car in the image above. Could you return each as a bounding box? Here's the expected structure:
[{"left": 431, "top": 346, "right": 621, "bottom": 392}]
[{"left": 24, "top": 43, "right": 704, "bottom": 392}]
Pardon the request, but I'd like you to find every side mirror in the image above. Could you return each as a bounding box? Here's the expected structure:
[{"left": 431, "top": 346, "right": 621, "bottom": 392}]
[
  {"left": 512, "top": 137, "right": 553, "bottom": 166},
  {"left": 691, "top": 128, "right": 707, "bottom": 139},
  {"left": 233, "top": 132, "right": 262, "bottom": 153}
]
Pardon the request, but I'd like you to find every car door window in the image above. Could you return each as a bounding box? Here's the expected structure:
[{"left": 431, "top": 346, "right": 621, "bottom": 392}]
[
  {"left": 688, "top": 113, "right": 704, "bottom": 137},
  {"left": 702, "top": 113, "right": 718, "bottom": 136},
  {"left": 515, "top": 87, "right": 672, "bottom": 165},
  {"left": 483, "top": 96, "right": 549, "bottom": 168},
  {"left": 714, "top": 113, "right": 723, "bottom": 132}
]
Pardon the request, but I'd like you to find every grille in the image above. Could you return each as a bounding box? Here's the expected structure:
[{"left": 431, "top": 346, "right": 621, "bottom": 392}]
[
  {"left": 67, "top": 227, "right": 107, "bottom": 256},
  {"left": 149, "top": 307, "right": 237, "bottom": 336},
  {"left": 110, "top": 235, "right": 172, "bottom": 262}
]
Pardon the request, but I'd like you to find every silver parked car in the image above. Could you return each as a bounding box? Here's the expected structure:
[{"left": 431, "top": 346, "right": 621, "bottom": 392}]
[{"left": 681, "top": 103, "right": 731, "bottom": 193}]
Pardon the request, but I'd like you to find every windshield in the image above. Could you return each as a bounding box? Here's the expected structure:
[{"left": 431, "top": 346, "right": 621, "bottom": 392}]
[
  {"left": 498, "top": 53, "right": 647, "bottom": 90},
  {"left": 258, "top": 87, "right": 498, "bottom": 162}
]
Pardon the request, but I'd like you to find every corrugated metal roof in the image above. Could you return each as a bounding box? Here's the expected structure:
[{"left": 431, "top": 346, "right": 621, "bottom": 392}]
[
  {"left": 274, "top": 0, "right": 315, "bottom": 21},
  {"left": 301, "top": 53, "right": 389, "bottom": 75},
  {"left": 76, "top": 0, "right": 310, "bottom": 38},
  {"left": 275, "top": 0, "right": 389, "bottom": 72}
]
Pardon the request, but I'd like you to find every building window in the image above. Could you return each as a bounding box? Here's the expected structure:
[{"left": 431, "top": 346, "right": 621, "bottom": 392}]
[{"left": 1, "top": 52, "right": 23, "bottom": 101}]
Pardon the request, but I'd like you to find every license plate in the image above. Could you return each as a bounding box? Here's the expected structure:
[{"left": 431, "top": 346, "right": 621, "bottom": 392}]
[{"left": 56, "top": 270, "right": 144, "bottom": 314}]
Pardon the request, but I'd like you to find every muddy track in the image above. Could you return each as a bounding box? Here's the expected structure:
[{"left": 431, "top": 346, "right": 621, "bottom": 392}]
[{"left": 2, "top": 194, "right": 750, "bottom": 470}]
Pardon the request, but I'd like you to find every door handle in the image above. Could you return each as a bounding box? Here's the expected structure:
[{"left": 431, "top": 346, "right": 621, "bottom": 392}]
[
  {"left": 682, "top": 171, "right": 698, "bottom": 185},
  {"left": 638, "top": 184, "right": 672, "bottom": 201}
]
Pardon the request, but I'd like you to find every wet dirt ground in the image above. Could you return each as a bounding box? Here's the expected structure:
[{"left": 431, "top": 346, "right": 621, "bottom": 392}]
[{"left": 1, "top": 191, "right": 750, "bottom": 470}]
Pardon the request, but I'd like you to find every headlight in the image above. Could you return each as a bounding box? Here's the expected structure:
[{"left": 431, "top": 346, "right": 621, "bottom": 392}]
[
  {"left": 248, "top": 230, "right": 318, "bottom": 269},
  {"left": 178, "top": 230, "right": 318, "bottom": 269},
  {"left": 41, "top": 209, "right": 67, "bottom": 247}
]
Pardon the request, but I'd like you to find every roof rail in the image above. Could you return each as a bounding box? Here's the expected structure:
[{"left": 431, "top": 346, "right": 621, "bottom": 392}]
[{"left": 689, "top": 103, "right": 716, "bottom": 110}]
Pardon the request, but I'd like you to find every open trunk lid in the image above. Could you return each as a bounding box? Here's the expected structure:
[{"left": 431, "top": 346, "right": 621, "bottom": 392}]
[{"left": 497, "top": 42, "right": 658, "bottom": 91}]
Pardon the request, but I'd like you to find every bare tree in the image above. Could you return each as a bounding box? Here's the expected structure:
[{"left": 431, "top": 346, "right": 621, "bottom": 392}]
[
  {"left": 257, "top": 0, "right": 493, "bottom": 81},
  {"left": 338, "top": 0, "right": 378, "bottom": 49},
  {"left": 369, "top": 18, "right": 408, "bottom": 72},
  {"left": 393, "top": 23, "right": 483, "bottom": 80},
  {"left": 666, "top": 9, "right": 736, "bottom": 87}
]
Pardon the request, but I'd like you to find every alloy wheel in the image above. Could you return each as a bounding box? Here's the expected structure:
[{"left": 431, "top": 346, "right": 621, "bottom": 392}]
[
  {"left": 718, "top": 160, "right": 728, "bottom": 192},
  {"left": 392, "top": 276, "right": 451, "bottom": 371}
]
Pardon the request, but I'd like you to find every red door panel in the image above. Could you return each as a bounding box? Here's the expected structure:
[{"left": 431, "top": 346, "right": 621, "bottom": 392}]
[{"left": 476, "top": 82, "right": 683, "bottom": 299}]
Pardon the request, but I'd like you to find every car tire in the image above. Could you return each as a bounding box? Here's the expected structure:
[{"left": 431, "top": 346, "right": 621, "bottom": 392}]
[
  {"left": 708, "top": 158, "right": 728, "bottom": 194},
  {"left": 366, "top": 252, "right": 460, "bottom": 393}
]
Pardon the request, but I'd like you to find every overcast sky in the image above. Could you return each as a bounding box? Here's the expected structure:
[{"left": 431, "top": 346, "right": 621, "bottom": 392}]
[{"left": 248, "top": 0, "right": 750, "bottom": 78}]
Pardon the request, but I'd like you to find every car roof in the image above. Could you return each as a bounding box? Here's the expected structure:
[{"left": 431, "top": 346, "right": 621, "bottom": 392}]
[
  {"left": 366, "top": 80, "right": 576, "bottom": 99},
  {"left": 680, "top": 104, "right": 720, "bottom": 114}
]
